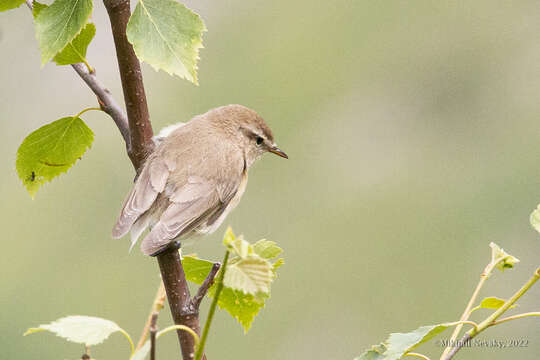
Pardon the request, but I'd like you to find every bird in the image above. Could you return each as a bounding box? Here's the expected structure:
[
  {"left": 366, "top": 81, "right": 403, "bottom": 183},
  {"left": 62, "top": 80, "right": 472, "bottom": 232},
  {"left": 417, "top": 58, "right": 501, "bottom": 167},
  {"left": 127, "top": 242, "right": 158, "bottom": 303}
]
[{"left": 112, "top": 104, "right": 288, "bottom": 256}]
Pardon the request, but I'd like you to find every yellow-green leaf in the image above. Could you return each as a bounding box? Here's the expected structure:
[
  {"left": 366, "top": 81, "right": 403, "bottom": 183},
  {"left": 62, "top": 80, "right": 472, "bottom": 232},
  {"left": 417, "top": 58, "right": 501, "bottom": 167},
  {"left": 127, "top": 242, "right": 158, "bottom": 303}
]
[
  {"left": 16, "top": 116, "right": 94, "bottom": 197},
  {"left": 35, "top": 0, "right": 93, "bottom": 64},
  {"left": 224, "top": 256, "right": 274, "bottom": 295},
  {"left": 0, "top": 0, "right": 25, "bottom": 12},
  {"left": 126, "top": 0, "right": 206, "bottom": 84}
]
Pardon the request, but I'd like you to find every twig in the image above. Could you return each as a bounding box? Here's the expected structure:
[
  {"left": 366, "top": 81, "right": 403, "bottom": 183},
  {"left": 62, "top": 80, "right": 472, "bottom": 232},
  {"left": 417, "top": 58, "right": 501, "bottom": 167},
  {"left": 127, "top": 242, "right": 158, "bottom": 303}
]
[
  {"left": 24, "top": 1, "right": 131, "bottom": 150},
  {"left": 103, "top": 0, "right": 154, "bottom": 169},
  {"left": 441, "top": 256, "right": 503, "bottom": 358},
  {"left": 489, "top": 312, "right": 540, "bottom": 326},
  {"left": 136, "top": 281, "right": 167, "bottom": 351},
  {"left": 192, "top": 263, "right": 221, "bottom": 309},
  {"left": 71, "top": 63, "right": 131, "bottom": 148},
  {"left": 442, "top": 267, "right": 540, "bottom": 360},
  {"left": 194, "top": 251, "right": 230, "bottom": 360},
  {"left": 150, "top": 312, "right": 158, "bottom": 360}
]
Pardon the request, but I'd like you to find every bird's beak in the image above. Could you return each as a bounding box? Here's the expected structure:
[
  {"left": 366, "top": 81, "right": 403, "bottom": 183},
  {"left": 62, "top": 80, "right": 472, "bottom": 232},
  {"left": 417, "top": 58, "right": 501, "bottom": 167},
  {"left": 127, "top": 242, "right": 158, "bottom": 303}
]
[{"left": 268, "top": 146, "right": 288, "bottom": 159}]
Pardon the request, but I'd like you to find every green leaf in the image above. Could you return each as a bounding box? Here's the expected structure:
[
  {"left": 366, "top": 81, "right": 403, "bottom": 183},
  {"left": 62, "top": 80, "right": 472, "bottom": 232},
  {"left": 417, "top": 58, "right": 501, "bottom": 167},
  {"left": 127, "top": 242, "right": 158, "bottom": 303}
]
[
  {"left": 16, "top": 116, "right": 94, "bottom": 197},
  {"left": 223, "top": 230, "right": 254, "bottom": 259},
  {"left": 24, "top": 316, "right": 123, "bottom": 346},
  {"left": 489, "top": 242, "right": 520, "bottom": 271},
  {"left": 182, "top": 255, "right": 214, "bottom": 284},
  {"left": 35, "top": 0, "right": 93, "bottom": 64},
  {"left": 32, "top": 1, "right": 95, "bottom": 66},
  {"left": 126, "top": 0, "right": 206, "bottom": 84},
  {"left": 53, "top": 22, "right": 95, "bottom": 65},
  {"left": 211, "top": 286, "right": 266, "bottom": 333},
  {"left": 470, "top": 297, "right": 517, "bottom": 314},
  {"left": 355, "top": 324, "right": 450, "bottom": 360},
  {"left": 253, "top": 239, "right": 283, "bottom": 259},
  {"left": 224, "top": 256, "right": 274, "bottom": 295},
  {"left": 530, "top": 204, "right": 540, "bottom": 234},
  {"left": 31, "top": 1, "right": 46, "bottom": 17},
  {"left": 183, "top": 229, "right": 284, "bottom": 333},
  {"left": 0, "top": 0, "right": 25, "bottom": 12}
]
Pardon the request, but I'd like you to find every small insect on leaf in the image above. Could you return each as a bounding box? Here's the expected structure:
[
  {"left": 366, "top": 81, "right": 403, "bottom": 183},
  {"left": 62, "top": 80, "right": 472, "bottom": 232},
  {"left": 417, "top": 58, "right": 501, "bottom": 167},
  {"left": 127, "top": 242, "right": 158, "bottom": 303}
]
[{"left": 16, "top": 116, "right": 94, "bottom": 198}]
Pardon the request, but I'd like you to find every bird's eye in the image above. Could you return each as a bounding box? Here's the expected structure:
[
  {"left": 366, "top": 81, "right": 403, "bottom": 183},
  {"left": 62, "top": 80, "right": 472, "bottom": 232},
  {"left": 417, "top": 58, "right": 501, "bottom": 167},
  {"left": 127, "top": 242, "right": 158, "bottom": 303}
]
[{"left": 256, "top": 136, "right": 264, "bottom": 146}]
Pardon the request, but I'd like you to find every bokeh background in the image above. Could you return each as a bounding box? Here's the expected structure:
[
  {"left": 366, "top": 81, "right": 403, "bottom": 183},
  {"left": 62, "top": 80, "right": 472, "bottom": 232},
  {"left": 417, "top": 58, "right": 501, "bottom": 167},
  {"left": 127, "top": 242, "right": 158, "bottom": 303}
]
[{"left": 1, "top": 1, "right": 540, "bottom": 359}]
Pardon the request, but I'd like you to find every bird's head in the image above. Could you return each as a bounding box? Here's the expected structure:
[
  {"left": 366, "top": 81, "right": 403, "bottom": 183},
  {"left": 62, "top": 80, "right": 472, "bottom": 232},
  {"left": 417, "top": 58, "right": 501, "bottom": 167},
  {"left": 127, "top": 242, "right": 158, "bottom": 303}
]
[{"left": 210, "top": 104, "right": 288, "bottom": 167}]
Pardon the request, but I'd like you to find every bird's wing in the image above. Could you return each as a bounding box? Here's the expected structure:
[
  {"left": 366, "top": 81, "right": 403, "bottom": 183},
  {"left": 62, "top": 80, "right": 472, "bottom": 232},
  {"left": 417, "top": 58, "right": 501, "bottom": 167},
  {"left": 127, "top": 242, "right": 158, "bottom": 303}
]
[
  {"left": 140, "top": 152, "right": 245, "bottom": 256},
  {"left": 111, "top": 155, "right": 171, "bottom": 239}
]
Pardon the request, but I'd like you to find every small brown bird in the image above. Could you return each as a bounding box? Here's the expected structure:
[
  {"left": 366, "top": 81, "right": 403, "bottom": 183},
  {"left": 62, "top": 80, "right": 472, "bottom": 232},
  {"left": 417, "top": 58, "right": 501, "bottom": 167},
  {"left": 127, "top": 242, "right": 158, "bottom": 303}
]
[{"left": 112, "top": 105, "right": 287, "bottom": 256}]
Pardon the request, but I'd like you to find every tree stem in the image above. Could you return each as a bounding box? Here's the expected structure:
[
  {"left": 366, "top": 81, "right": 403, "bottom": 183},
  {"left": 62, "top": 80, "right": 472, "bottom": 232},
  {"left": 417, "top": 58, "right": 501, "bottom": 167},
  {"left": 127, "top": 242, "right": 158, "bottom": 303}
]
[{"left": 194, "top": 251, "right": 230, "bottom": 360}]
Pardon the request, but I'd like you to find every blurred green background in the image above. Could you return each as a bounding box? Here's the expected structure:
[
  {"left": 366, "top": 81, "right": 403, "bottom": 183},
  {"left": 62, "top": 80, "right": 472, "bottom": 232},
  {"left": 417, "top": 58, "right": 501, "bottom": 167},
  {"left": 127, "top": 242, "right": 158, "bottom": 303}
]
[{"left": 1, "top": 1, "right": 539, "bottom": 359}]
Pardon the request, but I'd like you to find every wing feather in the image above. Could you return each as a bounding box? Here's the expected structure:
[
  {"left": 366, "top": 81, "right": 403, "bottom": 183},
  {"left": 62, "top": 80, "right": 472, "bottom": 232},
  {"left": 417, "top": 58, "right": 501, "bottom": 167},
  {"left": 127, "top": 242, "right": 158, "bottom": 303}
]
[{"left": 111, "top": 156, "right": 170, "bottom": 239}]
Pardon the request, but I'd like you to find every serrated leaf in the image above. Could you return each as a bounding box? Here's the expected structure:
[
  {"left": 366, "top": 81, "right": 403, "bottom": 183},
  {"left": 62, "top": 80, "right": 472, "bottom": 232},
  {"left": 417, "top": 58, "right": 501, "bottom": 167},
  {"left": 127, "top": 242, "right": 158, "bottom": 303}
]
[
  {"left": 224, "top": 256, "right": 274, "bottom": 295},
  {"left": 126, "top": 0, "right": 206, "bottom": 84},
  {"left": 355, "top": 324, "right": 450, "bottom": 360},
  {"left": 32, "top": 2, "right": 95, "bottom": 66},
  {"left": 24, "top": 316, "right": 122, "bottom": 346},
  {"left": 16, "top": 116, "right": 94, "bottom": 197},
  {"left": 210, "top": 285, "right": 267, "bottom": 333},
  {"left": 53, "top": 23, "right": 95, "bottom": 65},
  {"left": 35, "top": 0, "right": 93, "bottom": 64},
  {"left": 530, "top": 204, "right": 540, "bottom": 234},
  {"left": 254, "top": 239, "right": 283, "bottom": 259},
  {"left": 0, "top": 0, "right": 25, "bottom": 12},
  {"left": 183, "top": 254, "right": 268, "bottom": 332}
]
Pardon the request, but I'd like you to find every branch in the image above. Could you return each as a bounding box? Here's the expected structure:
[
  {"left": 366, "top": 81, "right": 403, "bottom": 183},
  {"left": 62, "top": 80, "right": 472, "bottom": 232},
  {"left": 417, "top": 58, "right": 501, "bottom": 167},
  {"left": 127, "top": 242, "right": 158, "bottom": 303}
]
[
  {"left": 192, "top": 263, "right": 221, "bottom": 309},
  {"left": 157, "top": 247, "right": 203, "bottom": 360},
  {"left": 24, "top": 1, "right": 130, "bottom": 149},
  {"left": 103, "top": 0, "right": 153, "bottom": 169},
  {"left": 442, "top": 267, "right": 540, "bottom": 360}
]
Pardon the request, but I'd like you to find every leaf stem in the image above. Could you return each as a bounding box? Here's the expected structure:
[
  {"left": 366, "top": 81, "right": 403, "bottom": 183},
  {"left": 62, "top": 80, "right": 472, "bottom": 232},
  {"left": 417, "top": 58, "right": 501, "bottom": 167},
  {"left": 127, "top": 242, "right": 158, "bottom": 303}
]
[
  {"left": 489, "top": 312, "right": 540, "bottom": 326},
  {"left": 194, "top": 250, "right": 230, "bottom": 360},
  {"left": 406, "top": 353, "right": 432, "bottom": 360},
  {"left": 74, "top": 107, "right": 103, "bottom": 119},
  {"left": 442, "top": 267, "right": 540, "bottom": 360},
  {"left": 157, "top": 325, "right": 200, "bottom": 346},
  {"left": 118, "top": 328, "right": 135, "bottom": 358}
]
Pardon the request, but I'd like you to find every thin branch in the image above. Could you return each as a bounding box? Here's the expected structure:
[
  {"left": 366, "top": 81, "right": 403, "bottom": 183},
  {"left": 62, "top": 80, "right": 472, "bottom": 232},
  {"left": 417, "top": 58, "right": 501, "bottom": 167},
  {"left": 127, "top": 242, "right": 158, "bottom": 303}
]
[
  {"left": 136, "top": 281, "right": 167, "bottom": 351},
  {"left": 24, "top": 0, "right": 131, "bottom": 150},
  {"left": 71, "top": 63, "right": 131, "bottom": 148},
  {"left": 490, "top": 312, "right": 540, "bottom": 326},
  {"left": 443, "top": 333, "right": 471, "bottom": 360},
  {"left": 150, "top": 312, "right": 158, "bottom": 360},
  {"left": 103, "top": 0, "right": 154, "bottom": 169},
  {"left": 195, "top": 251, "right": 230, "bottom": 360},
  {"left": 442, "top": 268, "right": 540, "bottom": 360},
  {"left": 192, "top": 263, "right": 221, "bottom": 309}
]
